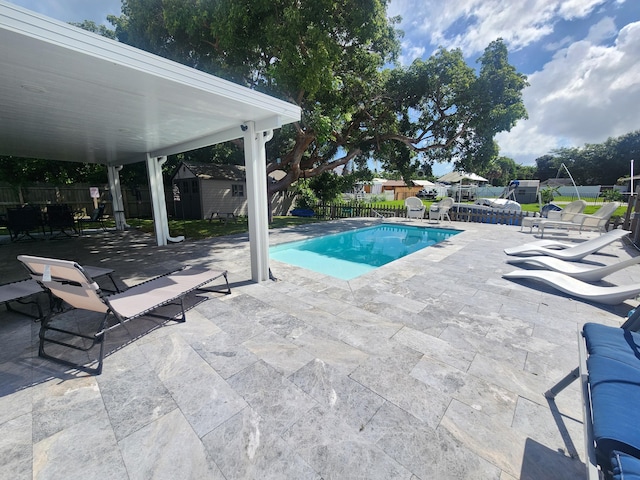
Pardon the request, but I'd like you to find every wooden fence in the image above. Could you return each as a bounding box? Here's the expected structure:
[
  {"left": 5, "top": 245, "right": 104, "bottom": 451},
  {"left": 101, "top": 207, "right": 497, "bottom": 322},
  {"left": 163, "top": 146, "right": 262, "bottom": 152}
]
[{"left": 0, "top": 183, "right": 159, "bottom": 218}]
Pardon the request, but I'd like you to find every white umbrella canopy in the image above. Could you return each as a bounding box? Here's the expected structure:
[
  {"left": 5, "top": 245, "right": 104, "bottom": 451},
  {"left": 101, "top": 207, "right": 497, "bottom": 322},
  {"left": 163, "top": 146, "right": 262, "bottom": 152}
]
[{"left": 437, "top": 171, "right": 488, "bottom": 183}]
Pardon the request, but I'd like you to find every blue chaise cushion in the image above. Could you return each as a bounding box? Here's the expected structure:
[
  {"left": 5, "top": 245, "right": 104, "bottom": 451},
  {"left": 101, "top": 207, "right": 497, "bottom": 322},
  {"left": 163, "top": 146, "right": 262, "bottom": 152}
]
[
  {"left": 611, "top": 450, "right": 640, "bottom": 480},
  {"left": 584, "top": 322, "right": 640, "bottom": 368},
  {"left": 587, "top": 353, "right": 640, "bottom": 460}
]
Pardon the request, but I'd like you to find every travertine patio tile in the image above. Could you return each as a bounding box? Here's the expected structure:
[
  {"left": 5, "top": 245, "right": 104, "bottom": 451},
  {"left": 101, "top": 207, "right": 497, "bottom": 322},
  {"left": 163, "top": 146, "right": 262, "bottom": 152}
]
[
  {"left": 283, "top": 406, "right": 413, "bottom": 480},
  {"left": 33, "top": 412, "right": 127, "bottom": 480},
  {"left": 410, "top": 355, "right": 517, "bottom": 426},
  {"left": 0, "top": 413, "right": 31, "bottom": 480},
  {"left": 120, "top": 408, "right": 225, "bottom": 480},
  {"left": 290, "top": 358, "right": 384, "bottom": 431},
  {"left": 203, "top": 407, "right": 320, "bottom": 480},
  {"left": 227, "top": 360, "right": 317, "bottom": 434},
  {"left": 242, "top": 330, "right": 315, "bottom": 376},
  {"left": 362, "top": 401, "right": 501, "bottom": 479}
]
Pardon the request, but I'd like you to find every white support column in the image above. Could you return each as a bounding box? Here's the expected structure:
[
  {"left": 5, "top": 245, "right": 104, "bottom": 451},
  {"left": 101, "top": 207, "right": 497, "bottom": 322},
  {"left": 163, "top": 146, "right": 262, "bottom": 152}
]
[
  {"left": 107, "top": 165, "right": 129, "bottom": 231},
  {"left": 243, "top": 122, "right": 273, "bottom": 282},
  {"left": 145, "top": 154, "right": 185, "bottom": 246}
]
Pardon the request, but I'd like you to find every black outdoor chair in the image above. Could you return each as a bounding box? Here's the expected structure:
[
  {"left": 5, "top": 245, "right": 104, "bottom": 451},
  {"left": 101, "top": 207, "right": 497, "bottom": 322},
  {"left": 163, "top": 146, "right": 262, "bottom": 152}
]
[
  {"left": 7, "top": 205, "right": 44, "bottom": 241},
  {"left": 45, "top": 204, "right": 77, "bottom": 238},
  {"left": 77, "top": 203, "right": 107, "bottom": 234}
]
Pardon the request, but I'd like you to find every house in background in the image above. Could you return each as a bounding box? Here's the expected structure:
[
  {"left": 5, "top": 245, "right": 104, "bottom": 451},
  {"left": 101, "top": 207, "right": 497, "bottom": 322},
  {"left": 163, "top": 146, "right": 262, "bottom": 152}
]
[{"left": 171, "top": 162, "right": 248, "bottom": 220}]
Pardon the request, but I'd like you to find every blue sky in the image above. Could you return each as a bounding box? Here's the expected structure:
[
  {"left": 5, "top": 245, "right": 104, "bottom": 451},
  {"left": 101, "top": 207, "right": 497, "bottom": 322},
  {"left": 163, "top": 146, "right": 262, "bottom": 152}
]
[{"left": 8, "top": 0, "right": 640, "bottom": 176}]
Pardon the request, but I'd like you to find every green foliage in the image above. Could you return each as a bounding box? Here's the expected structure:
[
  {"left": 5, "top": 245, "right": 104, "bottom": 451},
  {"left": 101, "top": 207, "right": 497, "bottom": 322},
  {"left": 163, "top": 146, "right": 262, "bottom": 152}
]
[
  {"left": 535, "top": 130, "right": 640, "bottom": 185},
  {"left": 70, "top": 20, "right": 116, "bottom": 39},
  {"left": 292, "top": 180, "right": 318, "bottom": 209},
  {"left": 540, "top": 186, "right": 559, "bottom": 203},
  {"left": 601, "top": 189, "right": 623, "bottom": 202},
  {"left": 110, "top": 2, "right": 527, "bottom": 195}
]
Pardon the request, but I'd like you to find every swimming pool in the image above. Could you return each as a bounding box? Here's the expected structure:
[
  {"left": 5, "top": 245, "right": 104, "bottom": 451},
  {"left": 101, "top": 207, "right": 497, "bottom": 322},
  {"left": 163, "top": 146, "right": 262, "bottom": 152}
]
[{"left": 270, "top": 224, "right": 461, "bottom": 280}]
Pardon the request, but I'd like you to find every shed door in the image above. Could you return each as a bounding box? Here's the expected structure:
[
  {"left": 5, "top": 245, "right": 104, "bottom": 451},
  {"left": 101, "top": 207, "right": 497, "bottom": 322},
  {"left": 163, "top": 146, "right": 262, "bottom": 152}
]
[{"left": 175, "top": 179, "right": 202, "bottom": 219}]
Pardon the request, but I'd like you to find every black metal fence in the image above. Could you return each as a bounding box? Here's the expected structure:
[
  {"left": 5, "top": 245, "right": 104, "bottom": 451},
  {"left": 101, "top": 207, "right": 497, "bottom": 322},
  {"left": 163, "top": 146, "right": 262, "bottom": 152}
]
[{"left": 311, "top": 201, "right": 536, "bottom": 226}]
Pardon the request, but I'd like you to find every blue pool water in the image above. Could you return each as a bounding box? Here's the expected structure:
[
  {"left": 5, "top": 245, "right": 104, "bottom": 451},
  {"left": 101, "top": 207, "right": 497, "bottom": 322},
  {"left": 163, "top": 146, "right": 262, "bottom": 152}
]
[{"left": 270, "top": 224, "right": 460, "bottom": 280}]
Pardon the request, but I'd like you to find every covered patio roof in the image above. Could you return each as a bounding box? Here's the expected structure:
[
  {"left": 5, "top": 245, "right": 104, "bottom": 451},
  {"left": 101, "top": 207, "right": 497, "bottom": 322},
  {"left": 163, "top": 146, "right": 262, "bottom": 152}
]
[
  {"left": 0, "top": 1, "right": 300, "bottom": 165},
  {"left": 0, "top": 1, "right": 301, "bottom": 282}
]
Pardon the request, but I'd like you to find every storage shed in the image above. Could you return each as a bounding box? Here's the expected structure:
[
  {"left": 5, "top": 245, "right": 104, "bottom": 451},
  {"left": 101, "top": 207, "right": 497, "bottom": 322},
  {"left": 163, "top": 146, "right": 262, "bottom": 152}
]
[
  {"left": 171, "top": 162, "right": 248, "bottom": 220},
  {"left": 509, "top": 179, "right": 540, "bottom": 204}
]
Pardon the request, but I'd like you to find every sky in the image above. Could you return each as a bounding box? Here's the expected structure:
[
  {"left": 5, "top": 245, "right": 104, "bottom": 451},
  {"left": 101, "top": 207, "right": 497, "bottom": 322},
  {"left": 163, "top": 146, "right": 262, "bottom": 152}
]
[{"left": 7, "top": 0, "right": 640, "bottom": 176}]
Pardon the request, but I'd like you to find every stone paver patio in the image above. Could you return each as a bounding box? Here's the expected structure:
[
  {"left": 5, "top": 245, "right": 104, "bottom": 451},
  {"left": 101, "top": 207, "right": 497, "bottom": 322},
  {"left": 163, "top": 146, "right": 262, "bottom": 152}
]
[{"left": 1, "top": 218, "right": 638, "bottom": 479}]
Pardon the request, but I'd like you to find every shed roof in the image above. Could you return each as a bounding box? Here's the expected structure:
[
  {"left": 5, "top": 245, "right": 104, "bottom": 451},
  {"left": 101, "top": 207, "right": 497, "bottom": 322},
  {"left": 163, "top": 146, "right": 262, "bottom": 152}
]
[{"left": 173, "top": 162, "right": 246, "bottom": 182}]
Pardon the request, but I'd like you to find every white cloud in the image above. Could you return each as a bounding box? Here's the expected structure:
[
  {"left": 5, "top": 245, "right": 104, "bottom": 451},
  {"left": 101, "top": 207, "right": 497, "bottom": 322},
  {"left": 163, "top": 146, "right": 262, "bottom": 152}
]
[
  {"left": 497, "top": 21, "right": 640, "bottom": 164},
  {"left": 389, "top": 0, "right": 609, "bottom": 62}
]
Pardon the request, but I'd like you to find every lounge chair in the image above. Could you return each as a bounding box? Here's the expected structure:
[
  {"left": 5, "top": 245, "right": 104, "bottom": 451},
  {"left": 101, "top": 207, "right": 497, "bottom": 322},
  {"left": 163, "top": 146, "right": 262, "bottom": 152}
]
[
  {"left": 17, "top": 254, "right": 231, "bottom": 374},
  {"left": 538, "top": 202, "right": 620, "bottom": 237},
  {"left": 0, "top": 265, "right": 119, "bottom": 320},
  {"left": 428, "top": 197, "right": 454, "bottom": 222},
  {"left": 404, "top": 196, "right": 426, "bottom": 220},
  {"left": 502, "top": 269, "right": 640, "bottom": 305},
  {"left": 504, "top": 228, "right": 630, "bottom": 260},
  {"left": 521, "top": 200, "right": 587, "bottom": 232},
  {"left": 77, "top": 203, "right": 107, "bottom": 234},
  {"left": 506, "top": 255, "right": 640, "bottom": 282},
  {"left": 546, "top": 199, "right": 588, "bottom": 221}
]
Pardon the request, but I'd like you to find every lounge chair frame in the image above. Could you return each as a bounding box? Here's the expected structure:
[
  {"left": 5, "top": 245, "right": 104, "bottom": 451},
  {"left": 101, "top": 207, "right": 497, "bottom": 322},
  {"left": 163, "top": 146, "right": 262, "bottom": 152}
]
[{"left": 18, "top": 255, "right": 231, "bottom": 374}]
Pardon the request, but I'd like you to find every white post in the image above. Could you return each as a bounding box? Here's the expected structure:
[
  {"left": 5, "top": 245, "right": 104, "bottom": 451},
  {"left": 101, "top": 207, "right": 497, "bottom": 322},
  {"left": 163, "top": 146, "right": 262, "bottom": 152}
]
[
  {"left": 243, "top": 121, "right": 272, "bottom": 282},
  {"left": 145, "top": 155, "right": 184, "bottom": 246},
  {"left": 146, "top": 154, "right": 166, "bottom": 246},
  {"left": 632, "top": 159, "right": 635, "bottom": 195},
  {"left": 107, "top": 165, "right": 129, "bottom": 231}
]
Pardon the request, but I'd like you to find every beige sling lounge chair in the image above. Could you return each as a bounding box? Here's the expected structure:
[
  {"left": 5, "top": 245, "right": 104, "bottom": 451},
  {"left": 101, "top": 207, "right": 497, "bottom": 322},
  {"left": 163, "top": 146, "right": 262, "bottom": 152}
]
[
  {"left": 0, "top": 265, "right": 118, "bottom": 320},
  {"left": 18, "top": 255, "right": 230, "bottom": 374}
]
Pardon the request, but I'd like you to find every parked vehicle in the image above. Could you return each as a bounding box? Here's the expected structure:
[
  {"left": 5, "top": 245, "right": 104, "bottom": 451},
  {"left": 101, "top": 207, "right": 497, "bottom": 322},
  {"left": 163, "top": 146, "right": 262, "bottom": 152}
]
[{"left": 416, "top": 188, "right": 438, "bottom": 200}]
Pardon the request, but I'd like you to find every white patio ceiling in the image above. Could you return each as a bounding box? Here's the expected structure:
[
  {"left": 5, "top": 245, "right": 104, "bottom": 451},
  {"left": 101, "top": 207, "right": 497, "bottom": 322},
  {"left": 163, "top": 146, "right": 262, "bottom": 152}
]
[{"left": 0, "top": 1, "right": 301, "bottom": 166}]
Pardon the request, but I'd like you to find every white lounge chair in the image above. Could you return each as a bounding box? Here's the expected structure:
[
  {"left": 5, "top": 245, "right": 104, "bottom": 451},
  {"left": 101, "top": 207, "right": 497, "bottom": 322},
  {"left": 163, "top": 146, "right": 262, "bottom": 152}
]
[
  {"left": 404, "top": 196, "right": 426, "bottom": 220},
  {"left": 18, "top": 254, "right": 230, "bottom": 374},
  {"left": 538, "top": 202, "right": 620, "bottom": 237},
  {"left": 506, "top": 255, "right": 640, "bottom": 282},
  {"left": 546, "top": 199, "right": 588, "bottom": 221},
  {"left": 522, "top": 199, "right": 588, "bottom": 233},
  {"left": 504, "top": 229, "right": 630, "bottom": 260},
  {"left": 503, "top": 269, "right": 640, "bottom": 305},
  {"left": 428, "top": 197, "right": 454, "bottom": 222}
]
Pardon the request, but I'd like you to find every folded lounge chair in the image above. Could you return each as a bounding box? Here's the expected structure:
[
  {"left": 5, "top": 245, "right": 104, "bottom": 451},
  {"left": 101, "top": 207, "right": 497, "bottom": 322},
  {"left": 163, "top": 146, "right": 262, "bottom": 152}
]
[
  {"left": 504, "top": 229, "right": 630, "bottom": 260},
  {"left": 505, "top": 255, "right": 640, "bottom": 282},
  {"left": 18, "top": 254, "right": 231, "bottom": 374},
  {"left": 502, "top": 269, "right": 640, "bottom": 305}
]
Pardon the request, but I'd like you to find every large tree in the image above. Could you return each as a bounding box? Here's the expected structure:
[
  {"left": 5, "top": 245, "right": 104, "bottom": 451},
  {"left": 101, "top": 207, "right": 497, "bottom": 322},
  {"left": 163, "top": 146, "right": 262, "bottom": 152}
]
[
  {"left": 109, "top": 0, "right": 528, "bottom": 194},
  {"left": 535, "top": 130, "right": 640, "bottom": 185}
]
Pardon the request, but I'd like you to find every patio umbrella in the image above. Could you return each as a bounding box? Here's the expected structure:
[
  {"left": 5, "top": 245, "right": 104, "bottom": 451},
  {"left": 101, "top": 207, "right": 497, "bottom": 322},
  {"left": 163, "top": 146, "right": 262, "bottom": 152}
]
[
  {"left": 437, "top": 171, "right": 488, "bottom": 202},
  {"left": 437, "top": 171, "right": 488, "bottom": 183}
]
